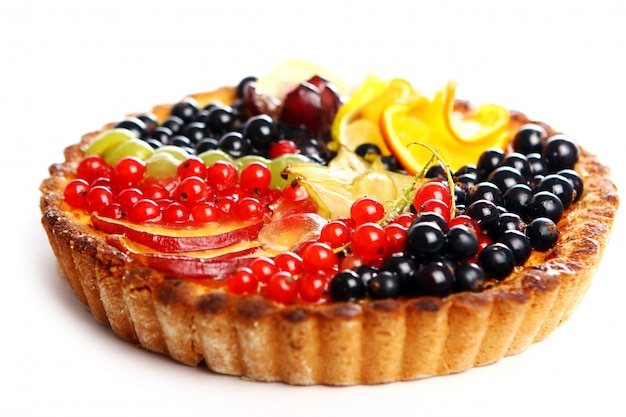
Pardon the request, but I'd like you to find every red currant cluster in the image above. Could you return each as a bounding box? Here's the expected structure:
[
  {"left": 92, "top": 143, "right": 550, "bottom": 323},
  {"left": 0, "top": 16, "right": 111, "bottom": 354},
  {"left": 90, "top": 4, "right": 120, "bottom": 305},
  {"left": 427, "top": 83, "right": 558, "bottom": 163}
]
[
  {"left": 226, "top": 183, "right": 455, "bottom": 305},
  {"left": 63, "top": 154, "right": 286, "bottom": 225}
]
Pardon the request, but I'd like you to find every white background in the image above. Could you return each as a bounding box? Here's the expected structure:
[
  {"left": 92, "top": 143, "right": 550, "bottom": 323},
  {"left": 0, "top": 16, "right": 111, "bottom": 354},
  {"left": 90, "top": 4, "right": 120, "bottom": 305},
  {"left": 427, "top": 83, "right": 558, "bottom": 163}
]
[{"left": 2, "top": 0, "right": 625, "bottom": 416}]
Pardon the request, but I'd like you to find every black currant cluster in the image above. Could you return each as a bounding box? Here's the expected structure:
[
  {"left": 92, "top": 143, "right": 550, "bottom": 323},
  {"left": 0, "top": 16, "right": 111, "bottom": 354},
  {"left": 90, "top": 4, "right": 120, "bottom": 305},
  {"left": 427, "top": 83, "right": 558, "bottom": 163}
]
[
  {"left": 330, "top": 123, "right": 582, "bottom": 302},
  {"left": 111, "top": 75, "right": 341, "bottom": 164}
]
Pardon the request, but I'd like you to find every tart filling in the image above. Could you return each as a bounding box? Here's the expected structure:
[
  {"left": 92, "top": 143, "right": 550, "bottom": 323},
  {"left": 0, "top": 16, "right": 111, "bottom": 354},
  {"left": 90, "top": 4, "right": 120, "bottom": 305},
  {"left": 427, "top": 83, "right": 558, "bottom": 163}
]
[{"left": 40, "top": 61, "right": 619, "bottom": 385}]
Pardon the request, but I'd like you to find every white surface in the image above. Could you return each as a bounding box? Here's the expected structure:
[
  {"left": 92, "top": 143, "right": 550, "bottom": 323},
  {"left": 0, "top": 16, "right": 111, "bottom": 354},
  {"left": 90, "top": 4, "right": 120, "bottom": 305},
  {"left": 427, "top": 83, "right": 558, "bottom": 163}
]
[{"left": 2, "top": 1, "right": 625, "bottom": 416}]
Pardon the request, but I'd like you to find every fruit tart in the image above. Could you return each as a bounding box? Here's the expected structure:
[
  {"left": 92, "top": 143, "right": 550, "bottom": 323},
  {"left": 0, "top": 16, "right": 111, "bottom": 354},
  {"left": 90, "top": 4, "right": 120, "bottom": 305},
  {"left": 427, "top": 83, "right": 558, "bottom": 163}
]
[{"left": 40, "top": 60, "right": 619, "bottom": 385}]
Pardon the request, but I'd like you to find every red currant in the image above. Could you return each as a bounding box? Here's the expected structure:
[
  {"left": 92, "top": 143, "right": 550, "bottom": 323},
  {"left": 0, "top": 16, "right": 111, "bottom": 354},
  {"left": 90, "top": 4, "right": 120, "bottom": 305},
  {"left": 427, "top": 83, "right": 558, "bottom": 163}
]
[
  {"left": 177, "top": 157, "right": 208, "bottom": 180},
  {"left": 393, "top": 212, "right": 416, "bottom": 228},
  {"left": 274, "top": 251, "right": 304, "bottom": 275},
  {"left": 227, "top": 267, "right": 258, "bottom": 295},
  {"left": 111, "top": 156, "right": 146, "bottom": 189},
  {"left": 247, "top": 257, "right": 278, "bottom": 284},
  {"left": 350, "top": 222, "right": 389, "bottom": 262},
  {"left": 448, "top": 214, "right": 481, "bottom": 236},
  {"left": 77, "top": 154, "right": 110, "bottom": 183},
  {"left": 100, "top": 202, "right": 124, "bottom": 219},
  {"left": 86, "top": 185, "right": 114, "bottom": 213},
  {"left": 299, "top": 272, "right": 329, "bottom": 303},
  {"left": 281, "top": 182, "right": 308, "bottom": 202},
  {"left": 350, "top": 197, "right": 385, "bottom": 225},
  {"left": 233, "top": 197, "right": 265, "bottom": 222},
  {"left": 64, "top": 179, "right": 90, "bottom": 208},
  {"left": 215, "top": 196, "right": 235, "bottom": 215},
  {"left": 240, "top": 162, "right": 272, "bottom": 192},
  {"left": 128, "top": 199, "right": 160, "bottom": 223},
  {"left": 414, "top": 180, "right": 452, "bottom": 209},
  {"left": 416, "top": 198, "right": 451, "bottom": 221},
  {"left": 117, "top": 187, "right": 143, "bottom": 211},
  {"left": 301, "top": 242, "right": 338, "bottom": 274},
  {"left": 175, "top": 176, "right": 209, "bottom": 205},
  {"left": 161, "top": 202, "right": 190, "bottom": 224},
  {"left": 191, "top": 201, "right": 219, "bottom": 223},
  {"left": 268, "top": 140, "right": 299, "bottom": 159},
  {"left": 206, "top": 161, "right": 238, "bottom": 191},
  {"left": 266, "top": 271, "right": 299, "bottom": 304},
  {"left": 141, "top": 182, "right": 170, "bottom": 200},
  {"left": 319, "top": 220, "right": 351, "bottom": 248},
  {"left": 384, "top": 223, "right": 408, "bottom": 254}
]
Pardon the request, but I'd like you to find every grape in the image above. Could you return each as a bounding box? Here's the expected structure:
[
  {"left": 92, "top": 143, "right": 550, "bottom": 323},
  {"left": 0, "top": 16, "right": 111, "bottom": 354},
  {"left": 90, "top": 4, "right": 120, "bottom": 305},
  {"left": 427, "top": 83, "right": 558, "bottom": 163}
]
[
  {"left": 279, "top": 82, "right": 322, "bottom": 134},
  {"left": 145, "top": 152, "right": 181, "bottom": 179},
  {"left": 104, "top": 138, "right": 154, "bottom": 165},
  {"left": 198, "top": 149, "right": 234, "bottom": 167},
  {"left": 85, "top": 128, "right": 135, "bottom": 156},
  {"left": 312, "top": 77, "right": 341, "bottom": 134},
  {"left": 152, "top": 145, "right": 191, "bottom": 162},
  {"left": 235, "top": 155, "right": 271, "bottom": 173},
  {"left": 268, "top": 153, "right": 312, "bottom": 189}
]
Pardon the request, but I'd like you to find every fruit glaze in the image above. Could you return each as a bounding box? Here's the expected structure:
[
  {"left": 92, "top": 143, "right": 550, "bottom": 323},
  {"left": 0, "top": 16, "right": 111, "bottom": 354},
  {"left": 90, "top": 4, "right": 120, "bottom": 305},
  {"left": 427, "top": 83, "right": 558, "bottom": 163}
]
[{"left": 41, "top": 60, "right": 618, "bottom": 385}]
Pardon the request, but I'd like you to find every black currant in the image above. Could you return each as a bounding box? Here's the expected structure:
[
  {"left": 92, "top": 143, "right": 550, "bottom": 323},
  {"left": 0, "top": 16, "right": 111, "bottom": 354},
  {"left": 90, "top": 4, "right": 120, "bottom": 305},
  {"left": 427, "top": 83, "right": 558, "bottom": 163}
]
[
  {"left": 466, "top": 181, "right": 504, "bottom": 207},
  {"left": 454, "top": 262, "right": 486, "bottom": 293},
  {"left": 415, "top": 261, "right": 454, "bottom": 297},
  {"left": 543, "top": 135, "right": 579, "bottom": 172},
  {"left": 536, "top": 174, "right": 574, "bottom": 209},
  {"left": 477, "top": 148, "right": 505, "bottom": 176},
  {"left": 503, "top": 184, "right": 533, "bottom": 217},
  {"left": 329, "top": 270, "right": 366, "bottom": 302},
  {"left": 526, "top": 191, "right": 564, "bottom": 223},
  {"left": 406, "top": 222, "right": 446, "bottom": 255},
  {"left": 445, "top": 225, "right": 479, "bottom": 262},
  {"left": 557, "top": 169, "right": 584, "bottom": 202},
  {"left": 525, "top": 217, "right": 559, "bottom": 251},
  {"left": 478, "top": 243, "right": 515, "bottom": 280},
  {"left": 513, "top": 123, "right": 547, "bottom": 155},
  {"left": 170, "top": 97, "right": 199, "bottom": 123},
  {"left": 498, "top": 230, "right": 531, "bottom": 265},
  {"left": 487, "top": 166, "right": 525, "bottom": 193},
  {"left": 368, "top": 270, "right": 401, "bottom": 300}
]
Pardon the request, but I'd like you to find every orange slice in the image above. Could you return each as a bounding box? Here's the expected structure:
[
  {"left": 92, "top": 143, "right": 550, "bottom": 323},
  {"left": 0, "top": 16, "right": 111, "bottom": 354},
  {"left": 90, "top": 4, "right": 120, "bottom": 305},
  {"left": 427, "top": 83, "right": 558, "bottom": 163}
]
[{"left": 381, "top": 80, "right": 510, "bottom": 174}]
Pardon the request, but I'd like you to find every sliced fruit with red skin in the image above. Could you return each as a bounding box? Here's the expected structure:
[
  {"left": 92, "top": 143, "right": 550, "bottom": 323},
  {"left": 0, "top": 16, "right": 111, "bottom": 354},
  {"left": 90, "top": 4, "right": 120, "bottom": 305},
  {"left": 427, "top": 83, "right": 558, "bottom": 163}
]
[
  {"left": 92, "top": 213, "right": 264, "bottom": 253},
  {"left": 107, "top": 235, "right": 261, "bottom": 279}
]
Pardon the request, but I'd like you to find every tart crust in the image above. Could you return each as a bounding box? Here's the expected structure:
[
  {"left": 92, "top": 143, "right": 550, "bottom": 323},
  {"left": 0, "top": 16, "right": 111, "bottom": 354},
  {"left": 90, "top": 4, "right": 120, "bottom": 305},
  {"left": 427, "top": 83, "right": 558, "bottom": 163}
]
[{"left": 40, "top": 90, "right": 619, "bottom": 385}]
